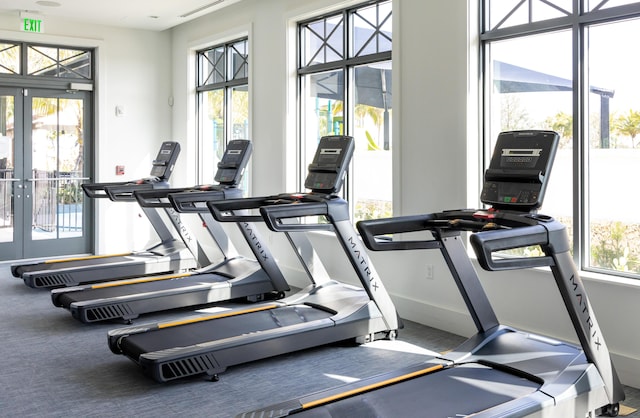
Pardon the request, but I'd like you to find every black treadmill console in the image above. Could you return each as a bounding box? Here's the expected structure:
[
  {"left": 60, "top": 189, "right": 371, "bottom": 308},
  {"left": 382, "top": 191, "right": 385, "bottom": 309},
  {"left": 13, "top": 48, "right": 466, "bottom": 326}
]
[
  {"left": 481, "top": 130, "right": 559, "bottom": 212},
  {"left": 149, "top": 141, "right": 181, "bottom": 180},
  {"left": 214, "top": 139, "right": 252, "bottom": 186},
  {"left": 304, "top": 135, "right": 355, "bottom": 194}
]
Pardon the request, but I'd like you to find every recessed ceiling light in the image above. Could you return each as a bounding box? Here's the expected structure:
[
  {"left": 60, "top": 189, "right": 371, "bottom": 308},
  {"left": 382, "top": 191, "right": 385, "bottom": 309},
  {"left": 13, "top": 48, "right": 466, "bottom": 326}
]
[{"left": 36, "top": 1, "right": 62, "bottom": 7}]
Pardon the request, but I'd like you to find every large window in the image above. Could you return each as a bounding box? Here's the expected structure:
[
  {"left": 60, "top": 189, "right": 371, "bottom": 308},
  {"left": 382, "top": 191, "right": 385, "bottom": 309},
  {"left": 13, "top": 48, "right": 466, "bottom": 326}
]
[
  {"left": 196, "top": 39, "right": 248, "bottom": 184},
  {"left": 298, "top": 1, "right": 392, "bottom": 222},
  {"left": 482, "top": 1, "right": 640, "bottom": 277}
]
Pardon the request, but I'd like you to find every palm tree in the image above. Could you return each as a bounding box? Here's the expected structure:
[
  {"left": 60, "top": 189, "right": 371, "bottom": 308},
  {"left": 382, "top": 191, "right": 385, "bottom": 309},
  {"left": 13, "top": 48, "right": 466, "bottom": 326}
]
[
  {"left": 613, "top": 109, "right": 640, "bottom": 148},
  {"left": 544, "top": 111, "right": 572, "bottom": 149},
  {"left": 355, "top": 104, "right": 385, "bottom": 148}
]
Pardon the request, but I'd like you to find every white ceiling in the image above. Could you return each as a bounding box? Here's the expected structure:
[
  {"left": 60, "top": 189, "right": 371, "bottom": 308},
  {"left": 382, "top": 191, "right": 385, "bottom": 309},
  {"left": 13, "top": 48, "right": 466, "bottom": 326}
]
[{"left": 0, "top": 0, "right": 242, "bottom": 31}]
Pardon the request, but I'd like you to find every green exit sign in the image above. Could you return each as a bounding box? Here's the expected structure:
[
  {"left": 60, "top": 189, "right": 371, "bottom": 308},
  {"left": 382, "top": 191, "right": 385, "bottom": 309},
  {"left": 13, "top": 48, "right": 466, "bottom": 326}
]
[{"left": 22, "top": 18, "right": 44, "bottom": 33}]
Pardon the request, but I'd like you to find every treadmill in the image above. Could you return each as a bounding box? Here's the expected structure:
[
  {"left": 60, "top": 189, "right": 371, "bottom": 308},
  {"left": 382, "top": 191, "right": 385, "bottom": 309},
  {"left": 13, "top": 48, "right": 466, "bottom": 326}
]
[
  {"left": 107, "top": 135, "right": 400, "bottom": 383},
  {"left": 51, "top": 140, "right": 289, "bottom": 324},
  {"left": 238, "top": 130, "right": 625, "bottom": 418},
  {"left": 12, "top": 141, "right": 199, "bottom": 289}
]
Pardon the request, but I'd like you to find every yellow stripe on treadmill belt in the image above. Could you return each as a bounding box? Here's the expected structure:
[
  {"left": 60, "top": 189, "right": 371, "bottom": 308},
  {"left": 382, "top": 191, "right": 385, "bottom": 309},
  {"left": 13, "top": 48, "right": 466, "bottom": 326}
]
[
  {"left": 302, "top": 364, "right": 445, "bottom": 410},
  {"left": 44, "top": 253, "right": 132, "bottom": 263},
  {"left": 158, "top": 304, "right": 279, "bottom": 329},
  {"left": 91, "top": 272, "right": 193, "bottom": 289}
]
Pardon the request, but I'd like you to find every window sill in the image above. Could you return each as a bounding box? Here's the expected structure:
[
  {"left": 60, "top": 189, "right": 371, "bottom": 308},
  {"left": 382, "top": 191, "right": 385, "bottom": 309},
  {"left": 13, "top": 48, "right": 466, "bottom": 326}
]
[{"left": 579, "top": 268, "right": 640, "bottom": 289}]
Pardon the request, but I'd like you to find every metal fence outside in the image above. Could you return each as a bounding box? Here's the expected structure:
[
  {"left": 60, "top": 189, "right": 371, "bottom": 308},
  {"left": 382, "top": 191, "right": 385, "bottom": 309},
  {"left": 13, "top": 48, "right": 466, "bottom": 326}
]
[
  {"left": 0, "top": 169, "right": 86, "bottom": 235},
  {"left": 32, "top": 170, "right": 86, "bottom": 234}
]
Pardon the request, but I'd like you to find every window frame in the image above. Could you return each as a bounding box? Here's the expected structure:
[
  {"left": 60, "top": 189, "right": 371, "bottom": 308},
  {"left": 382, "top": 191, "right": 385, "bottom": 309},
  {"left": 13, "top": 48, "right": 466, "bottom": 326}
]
[
  {"left": 296, "top": 0, "right": 392, "bottom": 218},
  {"left": 0, "top": 40, "right": 94, "bottom": 90},
  {"left": 195, "top": 38, "right": 249, "bottom": 184}
]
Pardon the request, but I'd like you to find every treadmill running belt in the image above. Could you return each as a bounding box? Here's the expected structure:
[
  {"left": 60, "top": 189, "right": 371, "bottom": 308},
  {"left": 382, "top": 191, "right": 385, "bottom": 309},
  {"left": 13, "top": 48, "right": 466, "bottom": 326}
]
[
  {"left": 15, "top": 255, "right": 138, "bottom": 276},
  {"left": 291, "top": 363, "right": 540, "bottom": 417},
  {"left": 55, "top": 273, "right": 217, "bottom": 304},
  {"left": 120, "top": 305, "right": 334, "bottom": 359}
]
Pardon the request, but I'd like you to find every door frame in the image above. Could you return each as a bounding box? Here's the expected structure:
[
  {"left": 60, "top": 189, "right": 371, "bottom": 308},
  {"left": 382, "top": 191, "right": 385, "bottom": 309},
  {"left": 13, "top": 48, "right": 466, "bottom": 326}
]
[{"left": 0, "top": 40, "right": 96, "bottom": 262}]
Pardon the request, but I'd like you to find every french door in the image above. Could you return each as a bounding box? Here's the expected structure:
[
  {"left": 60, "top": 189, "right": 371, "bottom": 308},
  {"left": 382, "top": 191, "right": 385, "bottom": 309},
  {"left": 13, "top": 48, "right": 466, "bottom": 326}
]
[{"left": 0, "top": 87, "right": 93, "bottom": 260}]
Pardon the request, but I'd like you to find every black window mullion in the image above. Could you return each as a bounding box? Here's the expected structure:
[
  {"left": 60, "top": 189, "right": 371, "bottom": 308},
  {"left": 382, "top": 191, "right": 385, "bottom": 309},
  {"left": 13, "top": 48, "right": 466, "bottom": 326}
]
[
  {"left": 343, "top": 8, "right": 350, "bottom": 135},
  {"left": 573, "top": 9, "right": 585, "bottom": 269},
  {"left": 21, "top": 42, "right": 28, "bottom": 77},
  {"left": 196, "top": 77, "right": 248, "bottom": 93},
  {"left": 298, "top": 52, "right": 390, "bottom": 78}
]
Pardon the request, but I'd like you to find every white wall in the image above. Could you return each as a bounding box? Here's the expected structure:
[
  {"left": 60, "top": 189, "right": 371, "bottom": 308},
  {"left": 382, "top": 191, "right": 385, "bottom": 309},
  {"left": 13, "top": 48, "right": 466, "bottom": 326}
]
[
  {"left": 93, "top": 27, "right": 174, "bottom": 252},
  {"left": 0, "top": 13, "right": 173, "bottom": 252}
]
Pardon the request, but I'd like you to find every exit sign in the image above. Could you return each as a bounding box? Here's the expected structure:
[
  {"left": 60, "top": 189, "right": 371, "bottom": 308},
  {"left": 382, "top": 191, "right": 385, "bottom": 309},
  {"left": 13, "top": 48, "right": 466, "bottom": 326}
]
[{"left": 21, "top": 18, "right": 44, "bottom": 33}]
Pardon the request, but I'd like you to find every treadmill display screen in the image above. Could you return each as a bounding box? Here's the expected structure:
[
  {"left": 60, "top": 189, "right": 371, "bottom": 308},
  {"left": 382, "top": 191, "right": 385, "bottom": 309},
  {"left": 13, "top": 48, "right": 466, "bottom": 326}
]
[
  {"left": 304, "top": 135, "right": 355, "bottom": 194},
  {"left": 481, "top": 130, "right": 559, "bottom": 211},
  {"left": 214, "top": 140, "right": 252, "bottom": 185},
  {"left": 149, "top": 141, "right": 180, "bottom": 179}
]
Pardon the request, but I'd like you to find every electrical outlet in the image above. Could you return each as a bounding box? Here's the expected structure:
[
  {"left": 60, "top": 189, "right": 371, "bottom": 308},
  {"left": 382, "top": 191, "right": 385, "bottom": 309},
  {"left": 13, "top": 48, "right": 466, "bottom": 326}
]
[{"left": 425, "top": 264, "right": 434, "bottom": 279}]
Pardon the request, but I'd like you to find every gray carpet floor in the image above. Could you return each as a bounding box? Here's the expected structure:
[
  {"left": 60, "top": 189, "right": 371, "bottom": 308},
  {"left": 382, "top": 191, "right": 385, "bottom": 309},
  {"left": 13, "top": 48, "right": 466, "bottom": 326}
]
[{"left": 1, "top": 261, "right": 638, "bottom": 418}]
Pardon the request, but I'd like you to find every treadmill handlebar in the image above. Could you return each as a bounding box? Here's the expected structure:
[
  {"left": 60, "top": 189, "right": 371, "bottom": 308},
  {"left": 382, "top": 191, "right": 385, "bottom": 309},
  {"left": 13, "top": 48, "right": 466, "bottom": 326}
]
[
  {"left": 260, "top": 202, "right": 334, "bottom": 233},
  {"left": 356, "top": 214, "right": 444, "bottom": 252},
  {"left": 168, "top": 188, "right": 243, "bottom": 213},
  {"left": 132, "top": 185, "right": 232, "bottom": 209},
  {"left": 133, "top": 187, "right": 190, "bottom": 208},
  {"left": 82, "top": 181, "right": 131, "bottom": 199},
  {"left": 470, "top": 224, "right": 555, "bottom": 271},
  {"left": 82, "top": 177, "right": 165, "bottom": 200},
  {"left": 104, "top": 179, "right": 169, "bottom": 202},
  {"left": 208, "top": 196, "right": 273, "bottom": 223},
  {"left": 358, "top": 209, "right": 561, "bottom": 271},
  {"left": 207, "top": 193, "right": 339, "bottom": 231}
]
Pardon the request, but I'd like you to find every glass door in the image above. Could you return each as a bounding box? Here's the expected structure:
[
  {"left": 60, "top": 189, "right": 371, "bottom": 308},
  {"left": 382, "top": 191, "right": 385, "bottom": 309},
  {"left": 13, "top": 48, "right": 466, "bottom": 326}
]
[
  {"left": 0, "top": 88, "right": 92, "bottom": 260},
  {"left": 0, "top": 88, "right": 22, "bottom": 260}
]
